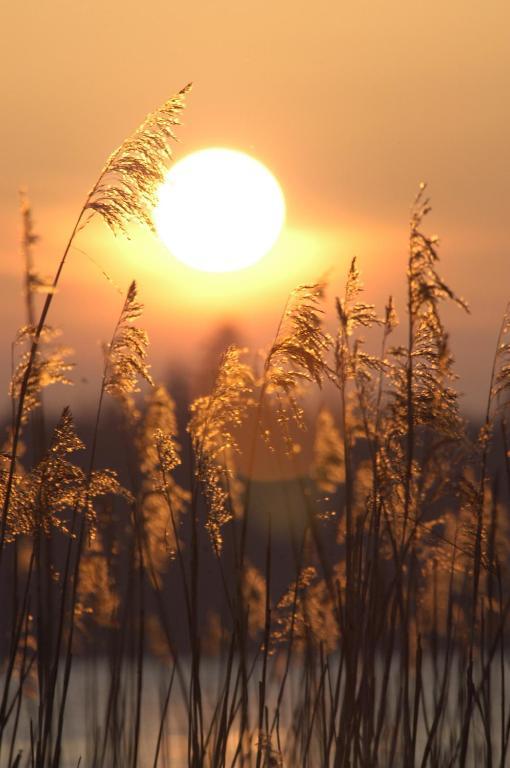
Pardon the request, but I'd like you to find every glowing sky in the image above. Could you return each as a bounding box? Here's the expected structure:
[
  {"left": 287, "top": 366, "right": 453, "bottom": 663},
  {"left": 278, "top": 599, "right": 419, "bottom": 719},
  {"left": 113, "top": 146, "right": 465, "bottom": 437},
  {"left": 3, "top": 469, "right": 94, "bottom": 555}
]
[{"left": 0, "top": 1, "right": 509, "bottom": 415}]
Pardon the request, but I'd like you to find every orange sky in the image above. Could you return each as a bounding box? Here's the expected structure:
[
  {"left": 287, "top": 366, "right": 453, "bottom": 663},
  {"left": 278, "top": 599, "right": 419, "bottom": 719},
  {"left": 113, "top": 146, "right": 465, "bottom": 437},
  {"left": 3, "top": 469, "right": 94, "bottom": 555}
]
[{"left": 1, "top": 1, "right": 509, "bottom": 415}]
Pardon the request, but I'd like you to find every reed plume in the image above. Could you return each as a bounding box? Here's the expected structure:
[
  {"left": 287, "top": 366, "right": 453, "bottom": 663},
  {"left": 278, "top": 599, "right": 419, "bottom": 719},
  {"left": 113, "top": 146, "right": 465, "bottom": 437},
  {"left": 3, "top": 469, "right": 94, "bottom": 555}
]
[
  {"left": 137, "top": 386, "right": 189, "bottom": 574},
  {"left": 263, "top": 282, "right": 331, "bottom": 454},
  {"left": 493, "top": 303, "right": 510, "bottom": 410},
  {"left": 391, "top": 185, "right": 467, "bottom": 441},
  {"left": 188, "top": 345, "right": 254, "bottom": 551},
  {"left": 2, "top": 408, "right": 126, "bottom": 539},
  {"left": 76, "top": 533, "right": 119, "bottom": 631},
  {"left": 311, "top": 407, "right": 344, "bottom": 495},
  {"left": 86, "top": 84, "right": 191, "bottom": 235},
  {"left": 10, "top": 326, "right": 73, "bottom": 424},
  {"left": 104, "top": 281, "right": 153, "bottom": 401}
]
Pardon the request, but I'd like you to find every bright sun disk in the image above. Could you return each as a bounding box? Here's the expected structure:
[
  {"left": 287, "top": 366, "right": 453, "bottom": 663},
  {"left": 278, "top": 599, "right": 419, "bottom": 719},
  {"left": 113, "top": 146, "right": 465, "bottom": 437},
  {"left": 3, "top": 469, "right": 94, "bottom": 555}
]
[{"left": 154, "top": 148, "right": 286, "bottom": 273}]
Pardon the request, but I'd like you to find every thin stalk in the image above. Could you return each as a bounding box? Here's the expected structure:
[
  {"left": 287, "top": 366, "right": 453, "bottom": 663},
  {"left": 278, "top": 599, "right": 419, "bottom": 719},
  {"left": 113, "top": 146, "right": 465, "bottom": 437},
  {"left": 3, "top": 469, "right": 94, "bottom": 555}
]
[{"left": 255, "top": 507, "right": 272, "bottom": 768}]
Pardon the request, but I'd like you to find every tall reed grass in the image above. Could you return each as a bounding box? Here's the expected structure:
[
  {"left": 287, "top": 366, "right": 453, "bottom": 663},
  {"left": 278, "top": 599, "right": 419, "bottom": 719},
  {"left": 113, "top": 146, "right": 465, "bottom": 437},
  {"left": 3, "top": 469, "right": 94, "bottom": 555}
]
[{"left": 1, "top": 88, "right": 510, "bottom": 767}]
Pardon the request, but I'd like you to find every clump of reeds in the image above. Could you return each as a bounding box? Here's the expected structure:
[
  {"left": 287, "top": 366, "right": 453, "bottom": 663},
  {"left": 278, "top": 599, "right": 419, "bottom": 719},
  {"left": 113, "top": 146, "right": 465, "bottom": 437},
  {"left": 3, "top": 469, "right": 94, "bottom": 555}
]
[{"left": 1, "top": 100, "right": 510, "bottom": 768}]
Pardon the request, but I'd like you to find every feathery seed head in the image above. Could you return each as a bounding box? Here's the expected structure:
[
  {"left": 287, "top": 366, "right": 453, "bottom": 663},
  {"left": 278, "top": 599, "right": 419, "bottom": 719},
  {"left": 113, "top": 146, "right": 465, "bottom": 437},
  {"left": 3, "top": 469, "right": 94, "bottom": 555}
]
[
  {"left": 104, "top": 281, "right": 154, "bottom": 400},
  {"left": 189, "top": 346, "right": 255, "bottom": 550},
  {"left": 10, "top": 326, "right": 73, "bottom": 423},
  {"left": 86, "top": 84, "right": 191, "bottom": 235}
]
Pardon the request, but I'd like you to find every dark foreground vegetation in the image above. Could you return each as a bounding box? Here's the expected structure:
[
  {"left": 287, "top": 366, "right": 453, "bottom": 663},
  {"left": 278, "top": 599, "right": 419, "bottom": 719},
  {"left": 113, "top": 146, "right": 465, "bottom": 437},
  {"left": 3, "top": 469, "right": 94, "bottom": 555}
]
[{"left": 1, "top": 86, "right": 510, "bottom": 767}]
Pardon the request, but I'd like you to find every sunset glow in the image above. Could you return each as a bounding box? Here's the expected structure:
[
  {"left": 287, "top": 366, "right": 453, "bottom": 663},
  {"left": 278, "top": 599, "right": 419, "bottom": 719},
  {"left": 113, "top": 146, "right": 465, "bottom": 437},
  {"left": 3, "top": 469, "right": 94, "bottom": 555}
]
[
  {"left": 154, "top": 148, "right": 286, "bottom": 273},
  {"left": 3, "top": 4, "right": 510, "bottom": 763}
]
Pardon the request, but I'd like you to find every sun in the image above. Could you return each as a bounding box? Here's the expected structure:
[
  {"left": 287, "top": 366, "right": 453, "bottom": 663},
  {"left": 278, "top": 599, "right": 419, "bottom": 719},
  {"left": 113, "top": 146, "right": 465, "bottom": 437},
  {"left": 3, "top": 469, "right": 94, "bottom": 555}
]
[{"left": 154, "top": 148, "right": 286, "bottom": 273}]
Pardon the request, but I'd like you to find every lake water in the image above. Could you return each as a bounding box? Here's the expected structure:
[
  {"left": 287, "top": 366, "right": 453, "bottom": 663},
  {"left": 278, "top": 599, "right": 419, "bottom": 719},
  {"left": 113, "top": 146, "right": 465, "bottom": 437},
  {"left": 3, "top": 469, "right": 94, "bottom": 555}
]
[{"left": 2, "top": 653, "right": 508, "bottom": 767}]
